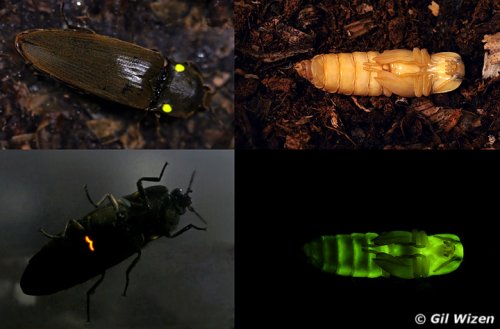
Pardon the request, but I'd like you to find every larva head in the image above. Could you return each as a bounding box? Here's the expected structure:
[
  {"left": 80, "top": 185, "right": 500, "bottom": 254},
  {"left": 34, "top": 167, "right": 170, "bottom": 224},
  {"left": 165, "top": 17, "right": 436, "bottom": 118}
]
[
  {"left": 429, "top": 52, "right": 465, "bottom": 94},
  {"left": 427, "top": 233, "right": 464, "bottom": 276}
]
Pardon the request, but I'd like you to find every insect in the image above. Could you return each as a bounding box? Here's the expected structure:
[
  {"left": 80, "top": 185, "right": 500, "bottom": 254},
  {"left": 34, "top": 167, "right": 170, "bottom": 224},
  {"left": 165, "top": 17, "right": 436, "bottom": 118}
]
[
  {"left": 295, "top": 48, "right": 465, "bottom": 97},
  {"left": 20, "top": 162, "right": 207, "bottom": 321},
  {"left": 303, "top": 230, "right": 463, "bottom": 278},
  {"left": 15, "top": 29, "right": 211, "bottom": 118}
]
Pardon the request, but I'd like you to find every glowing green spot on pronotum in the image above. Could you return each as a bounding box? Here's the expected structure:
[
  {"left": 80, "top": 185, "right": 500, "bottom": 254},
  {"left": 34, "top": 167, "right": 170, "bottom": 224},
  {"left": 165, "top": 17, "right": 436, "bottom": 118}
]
[
  {"left": 304, "top": 230, "right": 463, "bottom": 278},
  {"left": 162, "top": 103, "right": 173, "bottom": 113},
  {"left": 174, "top": 64, "right": 185, "bottom": 72}
]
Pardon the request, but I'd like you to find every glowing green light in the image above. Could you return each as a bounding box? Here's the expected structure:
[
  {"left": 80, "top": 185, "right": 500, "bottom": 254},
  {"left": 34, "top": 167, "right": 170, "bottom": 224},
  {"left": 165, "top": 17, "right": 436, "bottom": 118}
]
[
  {"left": 174, "top": 64, "right": 185, "bottom": 72},
  {"left": 162, "top": 104, "right": 173, "bottom": 113},
  {"left": 304, "top": 230, "right": 463, "bottom": 278}
]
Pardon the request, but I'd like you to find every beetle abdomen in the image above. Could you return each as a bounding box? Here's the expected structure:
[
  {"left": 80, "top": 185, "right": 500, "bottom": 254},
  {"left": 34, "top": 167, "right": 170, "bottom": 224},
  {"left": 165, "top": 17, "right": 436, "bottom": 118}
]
[
  {"left": 304, "top": 233, "right": 383, "bottom": 277},
  {"left": 295, "top": 48, "right": 465, "bottom": 97},
  {"left": 21, "top": 228, "right": 139, "bottom": 295},
  {"left": 15, "top": 29, "right": 165, "bottom": 109}
]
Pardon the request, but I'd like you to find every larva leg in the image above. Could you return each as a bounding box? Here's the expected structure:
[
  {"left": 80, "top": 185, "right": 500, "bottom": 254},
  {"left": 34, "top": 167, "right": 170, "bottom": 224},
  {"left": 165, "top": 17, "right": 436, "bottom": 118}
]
[
  {"left": 373, "top": 254, "right": 429, "bottom": 279},
  {"left": 375, "top": 71, "right": 414, "bottom": 97},
  {"left": 373, "top": 49, "right": 415, "bottom": 64},
  {"left": 365, "top": 51, "right": 383, "bottom": 96},
  {"left": 372, "top": 230, "right": 428, "bottom": 247},
  {"left": 372, "top": 231, "right": 414, "bottom": 245}
]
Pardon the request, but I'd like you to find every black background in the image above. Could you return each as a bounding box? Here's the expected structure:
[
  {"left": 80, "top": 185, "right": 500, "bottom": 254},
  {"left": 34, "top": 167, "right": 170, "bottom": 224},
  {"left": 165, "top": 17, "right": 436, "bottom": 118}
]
[{"left": 236, "top": 151, "right": 499, "bottom": 328}]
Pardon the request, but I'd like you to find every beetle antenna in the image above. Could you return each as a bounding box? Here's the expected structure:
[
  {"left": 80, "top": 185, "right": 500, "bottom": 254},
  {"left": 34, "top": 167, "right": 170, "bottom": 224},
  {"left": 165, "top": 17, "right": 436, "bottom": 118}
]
[
  {"left": 188, "top": 206, "right": 207, "bottom": 226},
  {"left": 186, "top": 170, "right": 196, "bottom": 195},
  {"left": 184, "top": 170, "right": 206, "bottom": 227}
]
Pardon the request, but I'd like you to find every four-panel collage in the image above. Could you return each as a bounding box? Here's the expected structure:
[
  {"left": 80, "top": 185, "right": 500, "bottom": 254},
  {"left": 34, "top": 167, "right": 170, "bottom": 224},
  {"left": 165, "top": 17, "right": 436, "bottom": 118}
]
[{"left": 0, "top": 0, "right": 499, "bottom": 328}]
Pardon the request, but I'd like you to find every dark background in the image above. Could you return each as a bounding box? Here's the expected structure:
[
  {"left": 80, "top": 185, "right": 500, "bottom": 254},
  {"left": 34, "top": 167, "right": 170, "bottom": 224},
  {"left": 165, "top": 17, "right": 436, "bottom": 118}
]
[
  {"left": 0, "top": 151, "right": 234, "bottom": 329},
  {"left": 236, "top": 151, "right": 499, "bottom": 328}
]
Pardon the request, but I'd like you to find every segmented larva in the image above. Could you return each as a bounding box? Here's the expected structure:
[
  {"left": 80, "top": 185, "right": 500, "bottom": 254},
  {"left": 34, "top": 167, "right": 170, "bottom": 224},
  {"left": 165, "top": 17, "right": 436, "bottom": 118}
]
[
  {"left": 295, "top": 48, "right": 465, "bottom": 97},
  {"left": 304, "top": 230, "right": 464, "bottom": 279}
]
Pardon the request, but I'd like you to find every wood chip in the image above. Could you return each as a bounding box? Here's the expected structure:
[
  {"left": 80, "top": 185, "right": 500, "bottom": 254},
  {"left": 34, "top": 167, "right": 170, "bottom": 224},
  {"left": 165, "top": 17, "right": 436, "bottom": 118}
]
[
  {"left": 428, "top": 1, "right": 439, "bottom": 17},
  {"left": 482, "top": 32, "right": 500, "bottom": 79}
]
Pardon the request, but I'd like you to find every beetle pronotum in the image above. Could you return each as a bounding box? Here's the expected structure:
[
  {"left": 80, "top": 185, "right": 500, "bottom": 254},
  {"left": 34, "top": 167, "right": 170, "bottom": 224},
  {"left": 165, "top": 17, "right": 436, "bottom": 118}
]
[{"left": 295, "top": 48, "right": 465, "bottom": 97}]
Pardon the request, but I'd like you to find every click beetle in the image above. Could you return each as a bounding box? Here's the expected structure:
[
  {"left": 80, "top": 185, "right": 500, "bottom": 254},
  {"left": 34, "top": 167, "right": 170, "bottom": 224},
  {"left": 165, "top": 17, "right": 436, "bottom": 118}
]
[
  {"left": 20, "top": 161, "right": 207, "bottom": 321},
  {"left": 15, "top": 29, "right": 211, "bottom": 118}
]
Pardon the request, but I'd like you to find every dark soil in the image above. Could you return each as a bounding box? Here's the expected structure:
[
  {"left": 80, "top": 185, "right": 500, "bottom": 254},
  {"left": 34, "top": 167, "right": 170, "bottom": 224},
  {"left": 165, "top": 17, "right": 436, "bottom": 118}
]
[
  {"left": 235, "top": 0, "right": 500, "bottom": 149},
  {"left": 1, "top": 0, "right": 233, "bottom": 149}
]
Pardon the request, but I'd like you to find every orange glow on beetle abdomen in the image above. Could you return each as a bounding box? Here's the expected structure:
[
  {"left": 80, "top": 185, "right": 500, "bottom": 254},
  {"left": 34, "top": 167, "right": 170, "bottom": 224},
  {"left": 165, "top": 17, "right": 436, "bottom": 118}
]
[{"left": 85, "top": 236, "right": 95, "bottom": 252}]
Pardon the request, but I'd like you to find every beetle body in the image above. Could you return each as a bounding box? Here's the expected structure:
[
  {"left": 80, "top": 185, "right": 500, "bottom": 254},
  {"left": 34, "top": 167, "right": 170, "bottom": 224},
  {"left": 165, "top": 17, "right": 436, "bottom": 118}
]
[
  {"left": 15, "top": 29, "right": 209, "bottom": 118},
  {"left": 295, "top": 48, "right": 465, "bottom": 97},
  {"left": 304, "top": 230, "right": 463, "bottom": 278},
  {"left": 20, "top": 162, "right": 207, "bottom": 320}
]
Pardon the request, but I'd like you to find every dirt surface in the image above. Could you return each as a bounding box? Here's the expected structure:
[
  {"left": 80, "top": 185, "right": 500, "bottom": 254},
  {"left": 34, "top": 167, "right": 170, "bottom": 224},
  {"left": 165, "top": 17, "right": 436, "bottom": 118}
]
[
  {"left": 1, "top": 0, "right": 233, "bottom": 149},
  {"left": 235, "top": 0, "right": 500, "bottom": 149}
]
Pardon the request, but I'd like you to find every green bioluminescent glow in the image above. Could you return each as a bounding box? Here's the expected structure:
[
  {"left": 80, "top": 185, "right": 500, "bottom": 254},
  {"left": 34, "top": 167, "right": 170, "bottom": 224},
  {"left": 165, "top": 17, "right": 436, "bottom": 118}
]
[{"left": 303, "top": 230, "right": 463, "bottom": 278}]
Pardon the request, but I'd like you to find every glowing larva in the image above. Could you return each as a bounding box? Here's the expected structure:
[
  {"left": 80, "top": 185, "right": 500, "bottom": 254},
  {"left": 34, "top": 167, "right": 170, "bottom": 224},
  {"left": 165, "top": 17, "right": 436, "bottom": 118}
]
[
  {"left": 304, "top": 230, "right": 464, "bottom": 278},
  {"left": 295, "top": 48, "right": 465, "bottom": 97}
]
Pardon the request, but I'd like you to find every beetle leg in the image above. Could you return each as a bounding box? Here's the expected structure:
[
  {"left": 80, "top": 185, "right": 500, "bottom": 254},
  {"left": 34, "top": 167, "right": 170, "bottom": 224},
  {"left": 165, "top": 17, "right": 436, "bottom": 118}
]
[
  {"left": 90, "top": 193, "right": 121, "bottom": 211},
  {"left": 84, "top": 184, "right": 98, "bottom": 208},
  {"left": 39, "top": 219, "right": 84, "bottom": 239},
  {"left": 136, "top": 162, "right": 169, "bottom": 209},
  {"left": 169, "top": 223, "right": 207, "bottom": 238},
  {"left": 39, "top": 228, "right": 61, "bottom": 239},
  {"left": 153, "top": 114, "right": 167, "bottom": 144},
  {"left": 86, "top": 272, "right": 105, "bottom": 322},
  {"left": 122, "top": 250, "right": 141, "bottom": 296}
]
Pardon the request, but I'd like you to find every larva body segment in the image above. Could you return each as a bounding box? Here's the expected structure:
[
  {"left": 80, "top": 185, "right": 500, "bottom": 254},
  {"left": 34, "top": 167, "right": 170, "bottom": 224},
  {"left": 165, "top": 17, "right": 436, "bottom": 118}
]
[{"left": 295, "top": 48, "right": 464, "bottom": 97}]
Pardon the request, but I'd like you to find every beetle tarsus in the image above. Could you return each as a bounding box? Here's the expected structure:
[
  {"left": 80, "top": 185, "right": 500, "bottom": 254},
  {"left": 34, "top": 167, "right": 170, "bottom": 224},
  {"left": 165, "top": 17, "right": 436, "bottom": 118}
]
[
  {"left": 84, "top": 184, "right": 98, "bottom": 208},
  {"left": 123, "top": 251, "right": 141, "bottom": 296},
  {"left": 188, "top": 206, "right": 208, "bottom": 226},
  {"left": 39, "top": 228, "right": 61, "bottom": 239},
  {"left": 169, "top": 224, "right": 206, "bottom": 238},
  {"left": 86, "top": 272, "right": 105, "bottom": 322}
]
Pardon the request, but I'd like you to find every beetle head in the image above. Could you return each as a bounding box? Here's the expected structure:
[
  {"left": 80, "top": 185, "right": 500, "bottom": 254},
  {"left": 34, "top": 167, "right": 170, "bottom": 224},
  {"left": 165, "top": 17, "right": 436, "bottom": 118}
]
[
  {"left": 152, "top": 61, "right": 211, "bottom": 118},
  {"left": 169, "top": 188, "right": 192, "bottom": 215},
  {"left": 161, "top": 170, "right": 207, "bottom": 236},
  {"left": 429, "top": 52, "right": 465, "bottom": 94}
]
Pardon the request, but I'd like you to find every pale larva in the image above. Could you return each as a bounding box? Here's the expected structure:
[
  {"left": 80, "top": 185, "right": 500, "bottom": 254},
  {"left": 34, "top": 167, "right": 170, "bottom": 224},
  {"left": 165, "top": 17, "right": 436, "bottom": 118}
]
[{"left": 295, "top": 48, "right": 465, "bottom": 97}]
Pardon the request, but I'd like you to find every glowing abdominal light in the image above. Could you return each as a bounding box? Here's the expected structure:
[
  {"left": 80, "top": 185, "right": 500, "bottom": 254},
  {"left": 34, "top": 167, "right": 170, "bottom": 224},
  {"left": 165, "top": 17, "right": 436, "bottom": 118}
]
[
  {"left": 304, "top": 230, "right": 463, "bottom": 278},
  {"left": 85, "top": 236, "right": 95, "bottom": 252}
]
